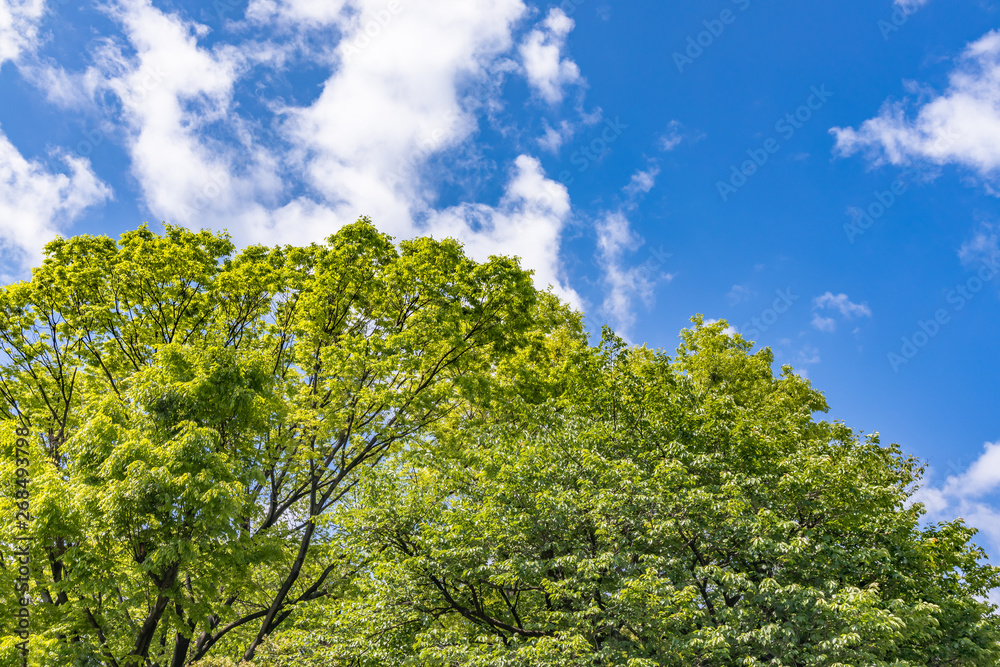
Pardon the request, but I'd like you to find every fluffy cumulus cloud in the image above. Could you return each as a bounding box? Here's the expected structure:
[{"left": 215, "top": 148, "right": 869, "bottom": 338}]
[
  {"left": 518, "top": 8, "right": 581, "bottom": 105},
  {"left": 832, "top": 29, "right": 1000, "bottom": 184},
  {"left": 811, "top": 291, "right": 872, "bottom": 332},
  {"left": 95, "top": 0, "right": 273, "bottom": 235},
  {"left": 0, "top": 0, "right": 111, "bottom": 271},
  {"left": 0, "top": 0, "right": 598, "bottom": 301},
  {"left": 277, "top": 0, "right": 526, "bottom": 240},
  {"left": 26, "top": 0, "right": 588, "bottom": 299}
]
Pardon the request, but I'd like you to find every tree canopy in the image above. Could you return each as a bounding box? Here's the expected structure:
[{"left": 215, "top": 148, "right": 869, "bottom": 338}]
[
  {"left": 1, "top": 223, "right": 998, "bottom": 667},
  {"left": 0, "top": 220, "right": 546, "bottom": 666},
  {"left": 304, "top": 324, "right": 1000, "bottom": 665}
]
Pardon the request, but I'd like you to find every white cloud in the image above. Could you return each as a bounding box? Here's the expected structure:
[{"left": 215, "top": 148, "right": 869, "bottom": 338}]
[
  {"left": 814, "top": 292, "right": 872, "bottom": 317},
  {"left": 658, "top": 120, "right": 684, "bottom": 151},
  {"left": 538, "top": 118, "right": 574, "bottom": 153},
  {"left": 810, "top": 314, "right": 837, "bottom": 333},
  {"left": 248, "top": 0, "right": 583, "bottom": 302},
  {"left": 811, "top": 292, "right": 871, "bottom": 332},
  {"left": 274, "top": 0, "right": 526, "bottom": 241},
  {"left": 594, "top": 168, "right": 673, "bottom": 337},
  {"left": 832, "top": 29, "right": 1000, "bottom": 183},
  {"left": 20, "top": 62, "right": 105, "bottom": 109},
  {"left": 0, "top": 132, "right": 112, "bottom": 271},
  {"left": 91, "top": 0, "right": 525, "bottom": 243},
  {"left": 623, "top": 165, "right": 660, "bottom": 198},
  {"left": 943, "top": 442, "right": 1000, "bottom": 499},
  {"left": 959, "top": 223, "right": 999, "bottom": 267},
  {"left": 0, "top": 0, "right": 46, "bottom": 65},
  {"left": 518, "top": 8, "right": 581, "bottom": 105},
  {"left": 246, "top": 0, "right": 349, "bottom": 26},
  {"left": 89, "top": 0, "right": 283, "bottom": 243}
]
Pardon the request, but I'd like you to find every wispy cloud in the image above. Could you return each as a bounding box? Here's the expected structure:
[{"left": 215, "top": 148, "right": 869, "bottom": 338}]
[
  {"left": 959, "top": 223, "right": 999, "bottom": 267},
  {"left": 811, "top": 292, "right": 872, "bottom": 332},
  {"left": 623, "top": 165, "right": 660, "bottom": 198},
  {"left": 538, "top": 118, "right": 575, "bottom": 153},
  {"left": 596, "top": 210, "right": 651, "bottom": 334},
  {"left": 658, "top": 120, "right": 687, "bottom": 151},
  {"left": 595, "top": 165, "right": 672, "bottom": 337}
]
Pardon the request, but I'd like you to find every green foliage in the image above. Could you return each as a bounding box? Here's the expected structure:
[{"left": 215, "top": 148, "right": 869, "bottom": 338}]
[
  {"left": 300, "top": 318, "right": 1000, "bottom": 666},
  {"left": 0, "top": 219, "right": 543, "bottom": 666},
  {"left": 2, "top": 219, "right": 996, "bottom": 666}
]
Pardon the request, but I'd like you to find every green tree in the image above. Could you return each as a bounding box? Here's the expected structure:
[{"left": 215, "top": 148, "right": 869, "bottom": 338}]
[
  {"left": 0, "top": 219, "right": 547, "bottom": 666},
  {"left": 299, "top": 319, "right": 1000, "bottom": 666}
]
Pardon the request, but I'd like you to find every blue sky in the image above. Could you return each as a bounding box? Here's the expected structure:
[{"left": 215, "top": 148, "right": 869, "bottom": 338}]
[{"left": 1, "top": 0, "right": 999, "bottom": 572}]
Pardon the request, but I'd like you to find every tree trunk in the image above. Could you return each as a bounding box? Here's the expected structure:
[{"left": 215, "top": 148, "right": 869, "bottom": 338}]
[
  {"left": 128, "top": 594, "right": 171, "bottom": 665},
  {"left": 242, "top": 520, "right": 316, "bottom": 661}
]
